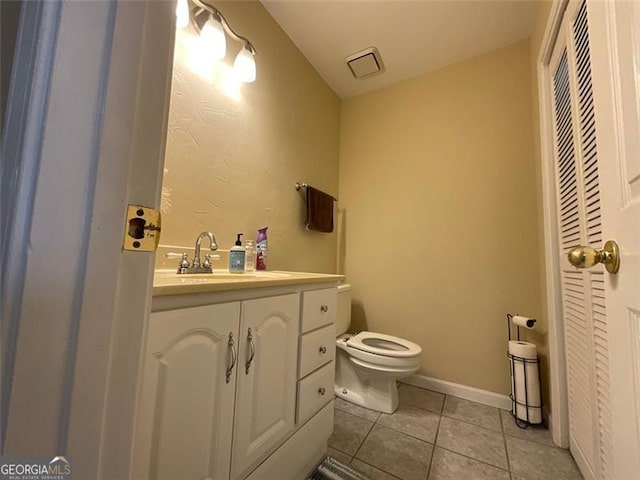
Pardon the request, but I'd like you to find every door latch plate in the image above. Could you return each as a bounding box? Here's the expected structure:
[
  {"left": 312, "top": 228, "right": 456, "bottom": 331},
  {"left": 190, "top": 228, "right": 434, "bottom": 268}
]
[{"left": 123, "top": 204, "right": 161, "bottom": 252}]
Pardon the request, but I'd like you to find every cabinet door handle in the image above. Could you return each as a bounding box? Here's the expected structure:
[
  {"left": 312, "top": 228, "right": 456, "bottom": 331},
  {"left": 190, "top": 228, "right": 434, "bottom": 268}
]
[
  {"left": 320, "top": 305, "right": 329, "bottom": 313},
  {"left": 318, "top": 387, "right": 326, "bottom": 396},
  {"left": 245, "top": 327, "right": 256, "bottom": 374},
  {"left": 319, "top": 346, "right": 327, "bottom": 354},
  {"left": 226, "top": 332, "right": 236, "bottom": 384}
]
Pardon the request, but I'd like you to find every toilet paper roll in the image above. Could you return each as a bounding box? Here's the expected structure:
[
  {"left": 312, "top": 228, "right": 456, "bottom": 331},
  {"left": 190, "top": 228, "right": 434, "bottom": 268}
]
[
  {"left": 512, "top": 379, "right": 542, "bottom": 424},
  {"left": 509, "top": 362, "right": 540, "bottom": 399},
  {"left": 513, "top": 377, "right": 540, "bottom": 396},
  {"left": 513, "top": 400, "right": 542, "bottom": 424},
  {"left": 511, "top": 387, "right": 542, "bottom": 423},
  {"left": 509, "top": 341, "right": 539, "bottom": 388},
  {"left": 511, "top": 315, "right": 536, "bottom": 329},
  {"left": 509, "top": 340, "right": 540, "bottom": 385},
  {"left": 508, "top": 340, "right": 537, "bottom": 359},
  {"left": 508, "top": 340, "right": 542, "bottom": 424}
]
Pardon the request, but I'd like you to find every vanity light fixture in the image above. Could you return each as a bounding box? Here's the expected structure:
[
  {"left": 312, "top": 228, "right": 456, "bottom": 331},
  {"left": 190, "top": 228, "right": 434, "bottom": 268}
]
[
  {"left": 200, "top": 13, "right": 226, "bottom": 60},
  {"left": 175, "top": 0, "right": 190, "bottom": 29},
  {"left": 176, "top": 0, "right": 257, "bottom": 83},
  {"left": 233, "top": 45, "right": 256, "bottom": 83}
]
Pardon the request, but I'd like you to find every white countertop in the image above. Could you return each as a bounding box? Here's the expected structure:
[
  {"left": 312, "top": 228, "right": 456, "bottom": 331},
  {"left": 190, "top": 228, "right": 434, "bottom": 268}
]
[{"left": 153, "top": 269, "right": 345, "bottom": 296}]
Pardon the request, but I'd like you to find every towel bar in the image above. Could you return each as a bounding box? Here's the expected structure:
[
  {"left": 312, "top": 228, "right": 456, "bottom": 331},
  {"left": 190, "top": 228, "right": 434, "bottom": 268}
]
[{"left": 295, "top": 182, "right": 337, "bottom": 201}]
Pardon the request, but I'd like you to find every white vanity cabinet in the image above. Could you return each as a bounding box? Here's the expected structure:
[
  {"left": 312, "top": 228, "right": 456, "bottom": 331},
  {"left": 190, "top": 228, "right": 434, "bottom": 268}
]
[
  {"left": 231, "top": 294, "right": 299, "bottom": 479},
  {"left": 132, "top": 302, "right": 241, "bottom": 480},
  {"left": 296, "top": 288, "right": 336, "bottom": 425},
  {"left": 134, "top": 280, "right": 339, "bottom": 480}
]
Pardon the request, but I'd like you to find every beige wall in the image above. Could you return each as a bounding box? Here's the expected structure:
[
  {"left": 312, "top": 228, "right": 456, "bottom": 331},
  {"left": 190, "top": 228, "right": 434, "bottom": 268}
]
[
  {"left": 161, "top": 0, "right": 553, "bottom": 399},
  {"left": 159, "top": 1, "right": 340, "bottom": 273},
  {"left": 339, "top": 40, "right": 545, "bottom": 395}
]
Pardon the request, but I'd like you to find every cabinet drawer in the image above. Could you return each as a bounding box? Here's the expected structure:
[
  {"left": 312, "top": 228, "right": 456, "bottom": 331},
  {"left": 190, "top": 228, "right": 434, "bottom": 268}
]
[
  {"left": 297, "top": 362, "right": 334, "bottom": 425},
  {"left": 299, "top": 324, "right": 335, "bottom": 379},
  {"left": 301, "top": 288, "right": 337, "bottom": 333}
]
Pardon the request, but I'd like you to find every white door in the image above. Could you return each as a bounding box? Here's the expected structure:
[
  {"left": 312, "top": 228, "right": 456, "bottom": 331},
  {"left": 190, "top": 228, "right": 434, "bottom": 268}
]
[
  {"left": 133, "top": 302, "right": 241, "bottom": 480},
  {"left": 1, "top": 1, "right": 175, "bottom": 478},
  {"left": 588, "top": 2, "right": 640, "bottom": 478},
  {"left": 546, "top": 1, "right": 640, "bottom": 479},
  {"left": 231, "top": 294, "right": 300, "bottom": 480}
]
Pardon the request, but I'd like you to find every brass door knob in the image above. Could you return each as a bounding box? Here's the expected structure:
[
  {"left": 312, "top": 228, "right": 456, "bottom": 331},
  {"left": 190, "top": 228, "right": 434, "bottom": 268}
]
[{"left": 567, "top": 240, "right": 620, "bottom": 273}]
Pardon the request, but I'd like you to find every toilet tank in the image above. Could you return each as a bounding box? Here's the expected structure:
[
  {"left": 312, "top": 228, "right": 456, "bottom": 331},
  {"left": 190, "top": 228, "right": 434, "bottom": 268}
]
[{"left": 336, "top": 283, "right": 352, "bottom": 336}]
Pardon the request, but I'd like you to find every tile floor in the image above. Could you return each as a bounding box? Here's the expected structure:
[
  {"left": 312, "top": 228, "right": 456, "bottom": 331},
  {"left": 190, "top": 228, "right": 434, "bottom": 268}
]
[{"left": 328, "top": 383, "right": 583, "bottom": 480}]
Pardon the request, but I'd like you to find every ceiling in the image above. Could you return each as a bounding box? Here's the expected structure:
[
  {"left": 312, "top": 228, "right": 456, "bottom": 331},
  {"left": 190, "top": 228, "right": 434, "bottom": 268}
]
[{"left": 261, "top": 1, "right": 542, "bottom": 98}]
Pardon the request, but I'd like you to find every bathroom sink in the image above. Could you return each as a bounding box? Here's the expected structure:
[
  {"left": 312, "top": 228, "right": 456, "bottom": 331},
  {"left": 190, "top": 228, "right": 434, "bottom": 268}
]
[
  {"left": 152, "top": 269, "right": 345, "bottom": 296},
  {"left": 154, "top": 270, "right": 293, "bottom": 282},
  {"left": 186, "top": 273, "right": 260, "bottom": 280}
]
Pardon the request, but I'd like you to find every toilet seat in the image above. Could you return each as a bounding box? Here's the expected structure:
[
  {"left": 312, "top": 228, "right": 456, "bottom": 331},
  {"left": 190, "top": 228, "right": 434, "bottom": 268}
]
[{"left": 346, "top": 331, "right": 421, "bottom": 358}]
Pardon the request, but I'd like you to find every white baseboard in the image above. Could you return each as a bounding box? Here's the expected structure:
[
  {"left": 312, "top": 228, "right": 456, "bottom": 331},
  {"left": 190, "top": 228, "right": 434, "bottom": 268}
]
[{"left": 401, "top": 374, "right": 512, "bottom": 411}]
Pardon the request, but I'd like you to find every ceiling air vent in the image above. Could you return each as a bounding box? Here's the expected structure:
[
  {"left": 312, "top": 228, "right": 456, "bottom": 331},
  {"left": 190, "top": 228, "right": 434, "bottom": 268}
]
[{"left": 346, "top": 47, "right": 385, "bottom": 79}]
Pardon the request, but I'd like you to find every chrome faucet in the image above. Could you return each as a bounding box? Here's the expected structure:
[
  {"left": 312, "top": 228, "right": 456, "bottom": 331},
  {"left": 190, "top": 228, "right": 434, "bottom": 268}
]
[
  {"left": 175, "top": 231, "right": 219, "bottom": 274},
  {"left": 193, "top": 231, "right": 218, "bottom": 268}
]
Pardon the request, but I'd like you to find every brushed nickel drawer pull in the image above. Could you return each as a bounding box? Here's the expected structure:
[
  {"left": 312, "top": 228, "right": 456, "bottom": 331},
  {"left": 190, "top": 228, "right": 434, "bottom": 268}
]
[
  {"left": 245, "top": 328, "right": 256, "bottom": 374},
  {"left": 318, "top": 387, "right": 326, "bottom": 396},
  {"left": 226, "top": 333, "right": 236, "bottom": 384},
  {"left": 320, "top": 305, "right": 329, "bottom": 313}
]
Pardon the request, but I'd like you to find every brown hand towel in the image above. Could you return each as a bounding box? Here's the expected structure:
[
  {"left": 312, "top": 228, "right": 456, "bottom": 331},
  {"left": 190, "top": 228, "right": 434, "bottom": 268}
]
[{"left": 305, "top": 185, "right": 335, "bottom": 233}]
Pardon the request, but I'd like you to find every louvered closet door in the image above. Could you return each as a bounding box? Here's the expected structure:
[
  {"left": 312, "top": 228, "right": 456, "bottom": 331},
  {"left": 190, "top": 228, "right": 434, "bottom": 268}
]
[{"left": 549, "top": 2, "right": 612, "bottom": 479}]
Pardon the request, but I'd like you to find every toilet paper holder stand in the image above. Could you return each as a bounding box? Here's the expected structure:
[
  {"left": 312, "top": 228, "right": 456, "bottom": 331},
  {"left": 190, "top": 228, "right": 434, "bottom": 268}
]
[{"left": 507, "top": 313, "right": 544, "bottom": 429}]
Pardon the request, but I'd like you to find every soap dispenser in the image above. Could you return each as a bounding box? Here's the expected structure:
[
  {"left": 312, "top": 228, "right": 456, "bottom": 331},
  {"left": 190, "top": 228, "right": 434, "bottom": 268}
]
[{"left": 229, "top": 233, "right": 246, "bottom": 273}]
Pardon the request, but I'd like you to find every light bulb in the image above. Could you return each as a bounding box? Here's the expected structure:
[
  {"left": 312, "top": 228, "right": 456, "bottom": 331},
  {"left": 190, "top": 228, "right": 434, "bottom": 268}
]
[
  {"left": 175, "top": 0, "right": 189, "bottom": 29},
  {"left": 234, "top": 46, "right": 256, "bottom": 83},
  {"left": 200, "top": 16, "right": 226, "bottom": 60}
]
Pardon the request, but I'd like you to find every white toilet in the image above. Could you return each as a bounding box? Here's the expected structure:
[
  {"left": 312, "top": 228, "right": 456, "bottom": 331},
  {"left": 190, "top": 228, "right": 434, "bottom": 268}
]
[{"left": 335, "top": 283, "right": 422, "bottom": 414}]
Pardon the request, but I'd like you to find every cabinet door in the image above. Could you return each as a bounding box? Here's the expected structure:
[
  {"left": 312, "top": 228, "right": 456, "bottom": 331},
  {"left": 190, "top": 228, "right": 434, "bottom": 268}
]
[
  {"left": 133, "top": 302, "right": 241, "bottom": 480},
  {"left": 231, "top": 294, "right": 300, "bottom": 479}
]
